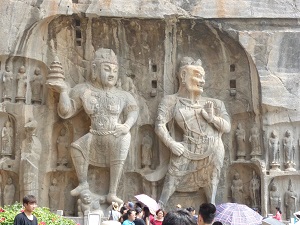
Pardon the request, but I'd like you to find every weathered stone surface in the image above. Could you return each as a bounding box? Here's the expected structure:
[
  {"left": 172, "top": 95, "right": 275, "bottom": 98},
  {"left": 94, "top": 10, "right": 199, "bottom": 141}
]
[{"left": 2, "top": 0, "right": 300, "bottom": 222}]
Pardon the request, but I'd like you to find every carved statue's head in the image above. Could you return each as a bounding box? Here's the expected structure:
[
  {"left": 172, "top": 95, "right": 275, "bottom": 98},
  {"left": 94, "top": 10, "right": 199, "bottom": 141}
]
[
  {"left": 34, "top": 67, "right": 41, "bottom": 75},
  {"left": 178, "top": 57, "right": 205, "bottom": 94},
  {"left": 80, "top": 189, "right": 92, "bottom": 204},
  {"left": 285, "top": 130, "right": 291, "bottom": 137},
  {"left": 234, "top": 172, "right": 240, "bottom": 179},
  {"left": 91, "top": 48, "right": 118, "bottom": 88},
  {"left": 19, "top": 66, "right": 26, "bottom": 73}
]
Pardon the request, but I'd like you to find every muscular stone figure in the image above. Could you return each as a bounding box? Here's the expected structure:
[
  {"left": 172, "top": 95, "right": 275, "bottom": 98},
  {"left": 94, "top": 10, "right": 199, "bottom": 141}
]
[
  {"left": 47, "top": 48, "right": 139, "bottom": 204},
  {"left": 155, "top": 56, "right": 231, "bottom": 207}
]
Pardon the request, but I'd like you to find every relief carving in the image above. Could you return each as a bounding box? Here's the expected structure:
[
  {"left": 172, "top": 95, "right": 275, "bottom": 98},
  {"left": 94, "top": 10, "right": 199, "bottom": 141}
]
[
  {"left": 56, "top": 128, "right": 70, "bottom": 169},
  {"left": 30, "top": 67, "right": 43, "bottom": 105},
  {"left": 231, "top": 172, "right": 244, "bottom": 204},
  {"left": 249, "top": 124, "right": 261, "bottom": 158},
  {"left": 249, "top": 171, "right": 260, "bottom": 208},
  {"left": 49, "top": 178, "right": 60, "bottom": 211},
  {"left": 21, "top": 119, "right": 41, "bottom": 198},
  {"left": 155, "top": 56, "right": 231, "bottom": 207},
  {"left": 3, "top": 177, "right": 15, "bottom": 205},
  {"left": 283, "top": 130, "right": 296, "bottom": 171},
  {"left": 284, "top": 179, "right": 297, "bottom": 220},
  {"left": 269, "top": 130, "right": 280, "bottom": 171},
  {"left": 269, "top": 182, "right": 281, "bottom": 215},
  {"left": 1, "top": 120, "right": 13, "bottom": 158},
  {"left": 47, "top": 48, "right": 139, "bottom": 204},
  {"left": 235, "top": 123, "right": 246, "bottom": 161},
  {"left": 16, "top": 66, "right": 27, "bottom": 103},
  {"left": 141, "top": 131, "right": 152, "bottom": 170},
  {"left": 2, "top": 66, "right": 14, "bottom": 102}
]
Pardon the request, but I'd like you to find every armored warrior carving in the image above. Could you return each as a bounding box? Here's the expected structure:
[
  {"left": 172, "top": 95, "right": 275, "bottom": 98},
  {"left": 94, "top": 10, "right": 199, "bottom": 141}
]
[
  {"left": 47, "top": 48, "right": 139, "bottom": 204},
  {"left": 155, "top": 56, "right": 231, "bottom": 207}
]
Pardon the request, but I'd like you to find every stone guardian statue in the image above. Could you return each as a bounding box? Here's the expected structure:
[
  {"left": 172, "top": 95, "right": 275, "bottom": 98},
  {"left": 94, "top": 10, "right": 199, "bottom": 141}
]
[
  {"left": 155, "top": 56, "right": 231, "bottom": 207},
  {"left": 47, "top": 48, "right": 139, "bottom": 204}
]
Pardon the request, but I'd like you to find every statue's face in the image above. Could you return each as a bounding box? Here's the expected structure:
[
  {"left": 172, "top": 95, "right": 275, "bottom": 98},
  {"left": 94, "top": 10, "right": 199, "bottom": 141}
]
[
  {"left": 82, "top": 193, "right": 92, "bottom": 204},
  {"left": 183, "top": 65, "right": 205, "bottom": 94},
  {"left": 95, "top": 62, "right": 118, "bottom": 87}
]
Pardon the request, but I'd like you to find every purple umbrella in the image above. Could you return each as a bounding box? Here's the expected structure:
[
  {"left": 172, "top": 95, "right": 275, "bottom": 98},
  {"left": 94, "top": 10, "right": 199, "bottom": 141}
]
[{"left": 214, "top": 203, "right": 263, "bottom": 225}]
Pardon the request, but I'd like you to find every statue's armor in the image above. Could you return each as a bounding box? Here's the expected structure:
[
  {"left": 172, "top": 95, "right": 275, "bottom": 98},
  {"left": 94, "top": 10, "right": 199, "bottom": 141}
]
[{"left": 68, "top": 84, "right": 137, "bottom": 167}]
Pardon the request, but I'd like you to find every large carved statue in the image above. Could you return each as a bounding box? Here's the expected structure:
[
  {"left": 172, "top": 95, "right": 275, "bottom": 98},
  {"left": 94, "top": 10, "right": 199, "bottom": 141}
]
[
  {"left": 30, "top": 67, "right": 43, "bottom": 105},
  {"left": 47, "top": 48, "right": 139, "bottom": 204},
  {"left": 77, "top": 189, "right": 103, "bottom": 217},
  {"left": 2, "top": 66, "right": 14, "bottom": 102},
  {"left": 249, "top": 171, "right": 260, "bottom": 208},
  {"left": 283, "top": 130, "right": 295, "bottom": 171},
  {"left": 141, "top": 131, "right": 153, "bottom": 170},
  {"left": 155, "top": 56, "right": 231, "bottom": 207},
  {"left": 21, "top": 119, "right": 41, "bottom": 198},
  {"left": 1, "top": 120, "right": 13, "bottom": 158},
  {"left": 16, "top": 66, "right": 27, "bottom": 102},
  {"left": 284, "top": 179, "right": 297, "bottom": 220},
  {"left": 269, "top": 182, "right": 281, "bottom": 215},
  {"left": 231, "top": 172, "right": 244, "bottom": 203},
  {"left": 249, "top": 124, "right": 261, "bottom": 158},
  {"left": 235, "top": 123, "right": 246, "bottom": 161},
  {"left": 3, "top": 177, "right": 15, "bottom": 205}
]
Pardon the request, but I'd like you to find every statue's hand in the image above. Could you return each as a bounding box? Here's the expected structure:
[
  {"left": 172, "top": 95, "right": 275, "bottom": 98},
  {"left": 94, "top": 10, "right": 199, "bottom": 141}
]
[
  {"left": 169, "top": 141, "right": 185, "bottom": 156},
  {"left": 114, "top": 124, "right": 130, "bottom": 137},
  {"left": 201, "top": 101, "right": 215, "bottom": 123},
  {"left": 47, "top": 80, "right": 68, "bottom": 93}
]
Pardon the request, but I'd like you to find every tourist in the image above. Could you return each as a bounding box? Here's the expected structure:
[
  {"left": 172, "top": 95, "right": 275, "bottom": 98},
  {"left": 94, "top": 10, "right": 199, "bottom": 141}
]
[
  {"left": 273, "top": 207, "right": 282, "bottom": 221},
  {"left": 108, "top": 202, "right": 121, "bottom": 221},
  {"left": 14, "top": 195, "right": 38, "bottom": 225},
  {"left": 162, "top": 209, "right": 196, "bottom": 225},
  {"left": 142, "top": 206, "right": 153, "bottom": 225},
  {"left": 152, "top": 209, "right": 165, "bottom": 225},
  {"left": 123, "top": 210, "right": 136, "bottom": 225},
  {"left": 134, "top": 207, "right": 146, "bottom": 225},
  {"left": 186, "top": 206, "right": 198, "bottom": 223},
  {"left": 198, "top": 203, "right": 216, "bottom": 225}
]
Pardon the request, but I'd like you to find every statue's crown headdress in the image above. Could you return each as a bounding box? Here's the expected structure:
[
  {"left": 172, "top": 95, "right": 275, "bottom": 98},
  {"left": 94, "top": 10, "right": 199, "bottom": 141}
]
[
  {"left": 179, "top": 57, "right": 202, "bottom": 68},
  {"left": 94, "top": 48, "right": 118, "bottom": 65}
]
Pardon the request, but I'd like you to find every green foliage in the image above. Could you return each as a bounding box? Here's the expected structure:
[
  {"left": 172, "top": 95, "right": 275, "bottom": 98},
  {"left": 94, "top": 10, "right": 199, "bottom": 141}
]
[{"left": 0, "top": 203, "right": 78, "bottom": 225}]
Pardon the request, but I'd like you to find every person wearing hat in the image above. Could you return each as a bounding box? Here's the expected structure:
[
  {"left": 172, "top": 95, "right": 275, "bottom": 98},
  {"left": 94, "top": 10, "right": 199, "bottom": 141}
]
[
  {"left": 108, "top": 202, "right": 121, "bottom": 221},
  {"left": 48, "top": 48, "right": 139, "bottom": 205}
]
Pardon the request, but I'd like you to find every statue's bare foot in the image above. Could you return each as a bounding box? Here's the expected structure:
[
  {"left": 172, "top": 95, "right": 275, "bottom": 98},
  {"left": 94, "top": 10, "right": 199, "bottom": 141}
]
[
  {"left": 70, "top": 182, "right": 89, "bottom": 196},
  {"left": 107, "top": 193, "right": 124, "bottom": 205}
]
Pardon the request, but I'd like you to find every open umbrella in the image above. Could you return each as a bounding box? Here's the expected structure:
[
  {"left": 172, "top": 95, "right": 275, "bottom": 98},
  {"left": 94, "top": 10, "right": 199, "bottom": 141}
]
[
  {"left": 134, "top": 194, "right": 160, "bottom": 212},
  {"left": 214, "top": 203, "right": 263, "bottom": 225}
]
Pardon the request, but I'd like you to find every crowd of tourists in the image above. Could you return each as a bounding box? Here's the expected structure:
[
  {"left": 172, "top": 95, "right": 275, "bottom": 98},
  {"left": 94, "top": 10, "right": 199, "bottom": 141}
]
[{"left": 107, "top": 201, "right": 219, "bottom": 225}]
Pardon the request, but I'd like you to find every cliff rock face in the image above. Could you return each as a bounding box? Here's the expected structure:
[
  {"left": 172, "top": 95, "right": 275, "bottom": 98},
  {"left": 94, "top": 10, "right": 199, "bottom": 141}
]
[{"left": 0, "top": 0, "right": 300, "bottom": 220}]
